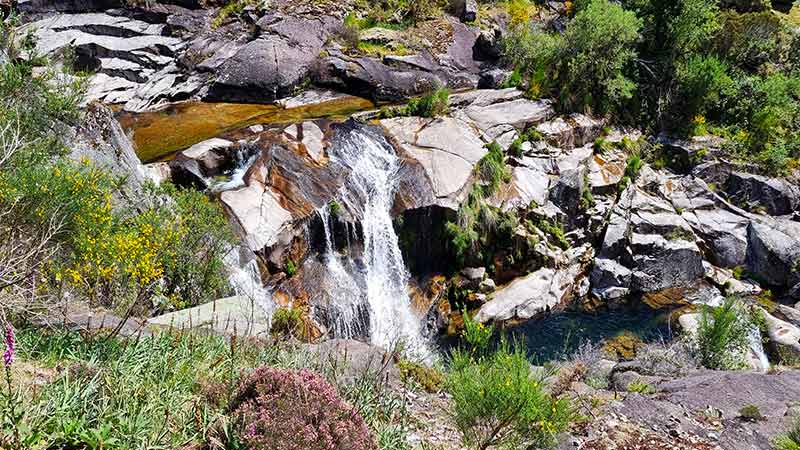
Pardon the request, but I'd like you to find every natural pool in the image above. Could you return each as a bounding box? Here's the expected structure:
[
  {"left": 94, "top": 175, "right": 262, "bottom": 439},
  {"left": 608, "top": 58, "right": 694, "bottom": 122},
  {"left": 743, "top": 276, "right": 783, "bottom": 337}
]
[{"left": 117, "top": 94, "right": 375, "bottom": 162}]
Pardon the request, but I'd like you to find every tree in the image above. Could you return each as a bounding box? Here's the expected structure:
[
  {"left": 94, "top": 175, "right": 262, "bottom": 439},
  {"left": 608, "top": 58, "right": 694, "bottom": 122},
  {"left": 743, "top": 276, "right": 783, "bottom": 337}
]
[{"left": 561, "top": 0, "right": 642, "bottom": 115}]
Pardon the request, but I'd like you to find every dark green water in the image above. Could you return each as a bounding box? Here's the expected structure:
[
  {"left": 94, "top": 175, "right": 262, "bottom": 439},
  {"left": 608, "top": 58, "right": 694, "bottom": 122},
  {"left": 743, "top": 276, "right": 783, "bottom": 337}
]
[
  {"left": 506, "top": 305, "right": 676, "bottom": 363},
  {"left": 440, "top": 304, "right": 677, "bottom": 364}
]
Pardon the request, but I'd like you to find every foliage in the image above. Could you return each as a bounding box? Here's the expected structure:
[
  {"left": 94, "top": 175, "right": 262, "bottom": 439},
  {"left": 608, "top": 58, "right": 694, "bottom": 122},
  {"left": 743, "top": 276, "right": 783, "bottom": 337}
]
[
  {"left": 507, "top": 0, "right": 536, "bottom": 28},
  {"left": 271, "top": 307, "right": 302, "bottom": 338},
  {"left": 695, "top": 297, "right": 753, "bottom": 370},
  {"left": 230, "top": 366, "right": 376, "bottom": 450},
  {"left": 447, "top": 341, "right": 574, "bottom": 450},
  {"left": 444, "top": 141, "right": 513, "bottom": 265},
  {"left": 211, "top": 0, "right": 261, "bottom": 29},
  {"left": 560, "top": 0, "right": 641, "bottom": 115},
  {"left": 502, "top": 25, "right": 564, "bottom": 99},
  {"left": 461, "top": 309, "right": 493, "bottom": 356},
  {"left": 339, "top": 372, "right": 410, "bottom": 450},
  {"left": 285, "top": 259, "right": 297, "bottom": 277},
  {"left": 618, "top": 152, "right": 643, "bottom": 192},
  {"left": 379, "top": 87, "right": 450, "bottom": 118},
  {"left": 6, "top": 329, "right": 261, "bottom": 449},
  {"left": 738, "top": 404, "right": 764, "bottom": 422},
  {"left": 536, "top": 218, "right": 570, "bottom": 251},
  {"left": 476, "top": 141, "right": 510, "bottom": 195},
  {"left": 4, "top": 328, "right": 410, "bottom": 449},
  {"left": 398, "top": 360, "right": 445, "bottom": 393},
  {"left": 775, "top": 416, "right": 800, "bottom": 450},
  {"left": 627, "top": 380, "right": 656, "bottom": 394}
]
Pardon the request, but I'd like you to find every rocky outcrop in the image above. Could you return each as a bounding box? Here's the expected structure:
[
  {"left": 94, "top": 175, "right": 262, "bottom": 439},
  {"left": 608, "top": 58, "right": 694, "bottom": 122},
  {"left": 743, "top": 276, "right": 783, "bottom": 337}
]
[
  {"left": 746, "top": 218, "right": 800, "bottom": 288},
  {"left": 383, "top": 116, "right": 486, "bottom": 211},
  {"left": 475, "top": 244, "right": 593, "bottom": 322},
  {"left": 726, "top": 172, "right": 800, "bottom": 216},
  {"left": 591, "top": 173, "right": 705, "bottom": 300}
]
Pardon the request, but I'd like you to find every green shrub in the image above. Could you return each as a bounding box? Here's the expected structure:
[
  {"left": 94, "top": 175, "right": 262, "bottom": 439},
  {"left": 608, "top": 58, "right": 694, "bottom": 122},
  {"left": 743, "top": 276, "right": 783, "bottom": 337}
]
[
  {"left": 561, "top": 0, "right": 641, "bottom": 115},
  {"left": 775, "top": 416, "right": 800, "bottom": 450},
  {"left": 627, "top": 380, "right": 656, "bottom": 394},
  {"left": 738, "top": 404, "right": 764, "bottom": 422},
  {"left": 461, "top": 309, "right": 493, "bottom": 355},
  {"left": 537, "top": 218, "right": 570, "bottom": 251},
  {"left": 378, "top": 87, "right": 450, "bottom": 119},
  {"left": 398, "top": 360, "right": 445, "bottom": 393},
  {"left": 477, "top": 141, "right": 510, "bottom": 196},
  {"left": 271, "top": 307, "right": 302, "bottom": 337},
  {"left": 285, "top": 259, "right": 297, "bottom": 277},
  {"left": 695, "top": 297, "right": 753, "bottom": 370},
  {"left": 447, "top": 342, "right": 574, "bottom": 450}
]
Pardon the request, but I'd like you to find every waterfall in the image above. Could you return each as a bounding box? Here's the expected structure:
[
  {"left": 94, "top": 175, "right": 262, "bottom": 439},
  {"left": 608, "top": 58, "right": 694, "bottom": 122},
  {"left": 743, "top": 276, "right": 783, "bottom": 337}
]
[
  {"left": 223, "top": 248, "right": 274, "bottom": 322},
  {"left": 210, "top": 147, "right": 259, "bottom": 193},
  {"left": 323, "top": 127, "right": 428, "bottom": 358},
  {"left": 316, "top": 205, "right": 366, "bottom": 339},
  {"left": 747, "top": 326, "right": 770, "bottom": 372}
]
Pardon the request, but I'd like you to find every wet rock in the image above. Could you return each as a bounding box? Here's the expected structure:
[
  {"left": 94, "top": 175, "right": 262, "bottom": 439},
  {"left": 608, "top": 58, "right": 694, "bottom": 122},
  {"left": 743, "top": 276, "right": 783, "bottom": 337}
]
[
  {"left": 726, "top": 172, "right": 800, "bottom": 216},
  {"left": 221, "top": 183, "right": 294, "bottom": 252},
  {"left": 475, "top": 244, "right": 593, "bottom": 322},
  {"left": 284, "top": 121, "right": 326, "bottom": 163},
  {"left": 176, "top": 137, "right": 234, "bottom": 175}
]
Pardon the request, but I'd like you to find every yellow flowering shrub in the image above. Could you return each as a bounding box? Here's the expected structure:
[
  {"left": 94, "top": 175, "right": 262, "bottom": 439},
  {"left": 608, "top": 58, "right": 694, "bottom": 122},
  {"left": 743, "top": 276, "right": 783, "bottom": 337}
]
[{"left": 1, "top": 159, "right": 234, "bottom": 312}]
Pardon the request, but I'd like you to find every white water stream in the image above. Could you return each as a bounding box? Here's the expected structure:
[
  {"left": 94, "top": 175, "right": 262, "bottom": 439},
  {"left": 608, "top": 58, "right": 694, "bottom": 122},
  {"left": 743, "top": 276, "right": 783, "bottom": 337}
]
[
  {"left": 223, "top": 249, "right": 274, "bottom": 322},
  {"left": 319, "top": 127, "right": 429, "bottom": 358}
]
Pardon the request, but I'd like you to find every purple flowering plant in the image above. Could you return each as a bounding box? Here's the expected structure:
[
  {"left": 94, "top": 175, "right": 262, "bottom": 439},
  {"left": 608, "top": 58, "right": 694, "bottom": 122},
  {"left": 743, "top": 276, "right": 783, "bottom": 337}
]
[{"left": 229, "top": 367, "right": 377, "bottom": 450}]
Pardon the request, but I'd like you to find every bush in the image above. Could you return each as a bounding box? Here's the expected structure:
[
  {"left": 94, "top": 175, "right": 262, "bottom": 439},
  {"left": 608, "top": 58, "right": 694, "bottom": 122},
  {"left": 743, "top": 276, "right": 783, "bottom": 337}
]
[
  {"left": 447, "top": 342, "right": 574, "bottom": 450},
  {"left": 738, "top": 404, "right": 764, "bottom": 422},
  {"left": 380, "top": 87, "right": 450, "bottom": 119},
  {"left": 695, "top": 297, "right": 753, "bottom": 370},
  {"left": 561, "top": 0, "right": 641, "bottom": 115},
  {"left": 230, "top": 367, "right": 376, "bottom": 450},
  {"left": 775, "top": 416, "right": 800, "bottom": 450},
  {"left": 398, "top": 360, "right": 445, "bottom": 393},
  {"left": 271, "top": 307, "right": 302, "bottom": 338}
]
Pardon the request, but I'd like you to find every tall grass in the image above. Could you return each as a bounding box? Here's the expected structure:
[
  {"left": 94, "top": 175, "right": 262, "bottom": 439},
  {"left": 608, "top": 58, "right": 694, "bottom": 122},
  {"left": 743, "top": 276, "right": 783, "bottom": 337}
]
[
  {"left": 3, "top": 329, "right": 410, "bottom": 449},
  {"left": 696, "top": 297, "right": 752, "bottom": 370}
]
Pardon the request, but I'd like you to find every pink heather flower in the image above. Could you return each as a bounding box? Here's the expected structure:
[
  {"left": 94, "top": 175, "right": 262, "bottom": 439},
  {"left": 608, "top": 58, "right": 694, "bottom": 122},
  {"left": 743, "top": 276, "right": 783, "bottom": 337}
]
[{"left": 2, "top": 323, "right": 14, "bottom": 367}]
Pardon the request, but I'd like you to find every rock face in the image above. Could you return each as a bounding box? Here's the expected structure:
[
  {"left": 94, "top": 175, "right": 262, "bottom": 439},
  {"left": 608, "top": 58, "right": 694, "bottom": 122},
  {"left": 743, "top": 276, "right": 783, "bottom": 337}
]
[
  {"left": 383, "top": 116, "right": 486, "bottom": 210},
  {"left": 746, "top": 219, "right": 800, "bottom": 288},
  {"left": 726, "top": 172, "right": 800, "bottom": 215},
  {"left": 591, "top": 176, "right": 705, "bottom": 300},
  {"left": 476, "top": 245, "right": 592, "bottom": 322},
  {"left": 22, "top": 3, "right": 490, "bottom": 110}
]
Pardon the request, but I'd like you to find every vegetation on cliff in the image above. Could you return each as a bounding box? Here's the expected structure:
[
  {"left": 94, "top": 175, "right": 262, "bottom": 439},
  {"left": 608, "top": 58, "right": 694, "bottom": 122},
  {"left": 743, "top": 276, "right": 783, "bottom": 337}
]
[{"left": 503, "top": 0, "right": 800, "bottom": 173}]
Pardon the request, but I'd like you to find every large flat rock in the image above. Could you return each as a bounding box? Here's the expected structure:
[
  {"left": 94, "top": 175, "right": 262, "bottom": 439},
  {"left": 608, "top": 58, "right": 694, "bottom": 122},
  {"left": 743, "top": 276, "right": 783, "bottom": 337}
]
[{"left": 148, "top": 295, "right": 271, "bottom": 336}]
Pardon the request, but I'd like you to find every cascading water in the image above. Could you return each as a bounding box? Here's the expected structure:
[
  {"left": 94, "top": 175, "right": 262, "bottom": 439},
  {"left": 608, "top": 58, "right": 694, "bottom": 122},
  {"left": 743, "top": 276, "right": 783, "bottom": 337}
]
[
  {"left": 748, "top": 326, "right": 770, "bottom": 372},
  {"left": 316, "top": 205, "right": 366, "bottom": 339},
  {"left": 210, "top": 146, "right": 259, "bottom": 193},
  {"left": 223, "top": 248, "right": 274, "bottom": 322},
  {"left": 319, "top": 126, "right": 429, "bottom": 358}
]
